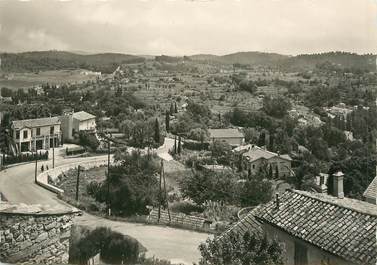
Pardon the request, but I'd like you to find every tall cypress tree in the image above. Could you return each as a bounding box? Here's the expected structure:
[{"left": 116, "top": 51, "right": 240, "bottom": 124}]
[
  {"left": 258, "top": 131, "right": 266, "bottom": 147},
  {"left": 174, "top": 136, "right": 177, "bottom": 154},
  {"left": 154, "top": 118, "right": 160, "bottom": 144},
  {"left": 178, "top": 136, "right": 182, "bottom": 154},
  {"left": 165, "top": 111, "right": 170, "bottom": 132},
  {"left": 174, "top": 102, "right": 178, "bottom": 113},
  {"left": 170, "top": 102, "right": 174, "bottom": 115}
]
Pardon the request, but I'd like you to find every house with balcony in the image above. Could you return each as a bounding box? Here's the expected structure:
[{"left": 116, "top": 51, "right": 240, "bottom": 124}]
[{"left": 11, "top": 117, "right": 62, "bottom": 153}]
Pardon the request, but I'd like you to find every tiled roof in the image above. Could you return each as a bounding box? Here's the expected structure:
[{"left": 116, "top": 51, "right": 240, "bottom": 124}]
[
  {"left": 12, "top": 117, "right": 61, "bottom": 130},
  {"left": 72, "top": 111, "right": 96, "bottom": 121},
  {"left": 208, "top": 128, "right": 244, "bottom": 139},
  {"left": 364, "top": 175, "right": 377, "bottom": 200},
  {"left": 242, "top": 146, "right": 292, "bottom": 162},
  {"left": 217, "top": 207, "right": 263, "bottom": 242},
  {"left": 255, "top": 189, "right": 377, "bottom": 265}
]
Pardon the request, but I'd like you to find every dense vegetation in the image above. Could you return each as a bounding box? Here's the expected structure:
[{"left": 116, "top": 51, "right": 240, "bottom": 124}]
[
  {"left": 199, "top": 231, "right": 283, "bottom": 265},
  {"left": 87, "top": 151, "right": 161, "bottom": 216}
]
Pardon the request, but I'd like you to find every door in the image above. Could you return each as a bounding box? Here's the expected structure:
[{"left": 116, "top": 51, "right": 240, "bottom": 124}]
[
  {"left": 294, "top": 241, "right": 308, "bottom": 265},
  {"left": 36, "top": 140, "right": 43, "bottom": 150}
]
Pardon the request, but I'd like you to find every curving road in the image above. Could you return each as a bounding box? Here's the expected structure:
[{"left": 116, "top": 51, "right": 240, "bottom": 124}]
[{"left": 0, "top": 143, "right": 209, "bottom": 264}]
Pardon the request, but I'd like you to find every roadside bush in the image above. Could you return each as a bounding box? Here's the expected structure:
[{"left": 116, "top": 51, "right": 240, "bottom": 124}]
[
  {"left": 79, "top": 131, "right": 100, "bottom": 151},
  {"left": 170, "top": 201, "right": 204, "bottom": 215},
  {"left": 66, "top": 146, "right": 86, "bottom": 156},
  {"left": 69, "top": 227, "right": 144, "bottom": 265}
]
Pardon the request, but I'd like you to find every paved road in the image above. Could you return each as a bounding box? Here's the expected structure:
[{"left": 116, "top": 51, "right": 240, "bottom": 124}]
[{"left": 0, "top": 143, "right": 209, "bottom": 264}]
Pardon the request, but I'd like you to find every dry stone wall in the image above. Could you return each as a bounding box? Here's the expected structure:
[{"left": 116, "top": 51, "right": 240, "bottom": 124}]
[{"left": 0, "top": 203, "right": 79, "bottom": 264}]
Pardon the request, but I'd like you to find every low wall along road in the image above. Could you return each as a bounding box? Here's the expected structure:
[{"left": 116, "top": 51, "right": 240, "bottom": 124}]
[{"left": 36, "top": 156, "right": 111, "bottom": 194}]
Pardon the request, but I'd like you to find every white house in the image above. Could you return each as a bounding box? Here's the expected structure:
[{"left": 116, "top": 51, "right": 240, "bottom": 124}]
[
  {"left": 11, "top": 117, "right": 62, "bottom": 153},
  {"left": 60, "top": 111, "right": 96, "bottom": 141}
]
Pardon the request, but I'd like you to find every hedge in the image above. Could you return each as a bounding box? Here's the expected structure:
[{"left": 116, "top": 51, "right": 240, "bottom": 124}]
[
  {"left": 3, "top": 151, "right": 48, "bottom": 166},
  {"left": 183, "top": 139, "right": 209, "bottom": 151},
  {"left": 66, "top": 146, "right": 86, "bottom": 156}
]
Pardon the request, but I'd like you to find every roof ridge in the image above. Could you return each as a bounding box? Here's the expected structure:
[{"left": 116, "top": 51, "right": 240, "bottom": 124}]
[{"left": 290, "top": 189, "right": 377, "bottom": 217}]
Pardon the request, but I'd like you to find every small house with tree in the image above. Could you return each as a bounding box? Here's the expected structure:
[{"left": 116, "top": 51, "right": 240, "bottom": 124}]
[{"left": 240, "top": 144, "right": 292, "bottom": 178}]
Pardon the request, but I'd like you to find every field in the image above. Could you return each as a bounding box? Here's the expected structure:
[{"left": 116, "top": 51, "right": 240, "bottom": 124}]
[{"left": 0, "top": 69, "right": 100, "bottom": 89}]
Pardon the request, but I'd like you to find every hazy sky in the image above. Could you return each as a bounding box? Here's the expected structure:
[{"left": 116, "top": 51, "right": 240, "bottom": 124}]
[{"left": 0, "top": 0, "right": 376, "bottom": 55}]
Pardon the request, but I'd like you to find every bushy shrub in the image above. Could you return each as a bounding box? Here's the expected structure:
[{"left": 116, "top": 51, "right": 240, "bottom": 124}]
[{"left": 69, "top": 227, "right": 144, "bottom": 265}]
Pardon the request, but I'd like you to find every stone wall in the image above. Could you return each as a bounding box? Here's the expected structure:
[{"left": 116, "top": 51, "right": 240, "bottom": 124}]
[{"left": 0, "top": 203, "right": 79, "bottom": 264}]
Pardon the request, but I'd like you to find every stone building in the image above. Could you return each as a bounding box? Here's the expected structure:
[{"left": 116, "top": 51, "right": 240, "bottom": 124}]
[
  {"left": 220, "top": 172, "right": 377, "bottom": 265},
  {"left": 239, "top": 145, "right": 292, "bottom": 178},
  {"left": 208, "top": 128, "right": 245, "bottom": 147},
  {"left": 11, "top": 117, "right": 62, "bottom": 153}
]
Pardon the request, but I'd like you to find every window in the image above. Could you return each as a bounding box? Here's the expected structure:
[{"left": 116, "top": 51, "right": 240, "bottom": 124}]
[
  {"left": 294, "top": 242, "right": 308, "bottom": 265},
  {"left": 252, "top": 164, "right": 256, "bottom": 169},
  {"left": 36, "top": 128, "right": 41, "bottom": 136},
  {"left": 23, "top": 130, "right": 28, "bottom": 139},
  {"left": 16, "top": 131, "right": 20, "bottom": 139},
  {"left": 50, "top": 126, "right": 54, "bottom": 134}
]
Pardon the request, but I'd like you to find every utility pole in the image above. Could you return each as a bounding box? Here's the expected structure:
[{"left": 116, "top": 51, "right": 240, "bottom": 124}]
[
  {"left": 52, "top": 137, "right": 55, "bottom": 168},
  {"left": 158, "top": 159, "right": 171, "bottom": 223},
  {"left": 157, "top": 160, "right": 163, "bottom": 223},
  {"left": 75, "top": 165, "right": 81, "bottom": 201},
  {"left": 162, "top": 160, "right": 171, "bottom": 222},
  {"left": 107, "top": 138, "right": 111, "bottom": 216},
  {"left": 34, "top": 151, "right": 38, "bottom": 183}
]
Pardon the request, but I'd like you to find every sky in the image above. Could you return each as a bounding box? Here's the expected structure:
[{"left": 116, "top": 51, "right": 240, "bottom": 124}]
[{"left": 0, "top": 0, "right": 376, "bottom": 56}]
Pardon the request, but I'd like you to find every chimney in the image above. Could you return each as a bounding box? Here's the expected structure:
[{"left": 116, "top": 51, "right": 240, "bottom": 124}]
[
  {"left": 275, "top": 193, "right": 280, "bottom": 209},
  {"left": 332, "top": 171, "right": 344, "bottom": 198},
  {"left": 319, "top": 173, "right": 328, "bottom": 194}
]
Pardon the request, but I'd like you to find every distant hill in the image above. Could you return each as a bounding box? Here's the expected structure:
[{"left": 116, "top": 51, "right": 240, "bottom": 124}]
[
  {"left": 190, "top": 51, "right": 288, "bottom": 66},
  {"left": 279, "top": 52, "right": 376, "bottom": 72},
  {"left": 155, "top": 55, "right": 183, "bottom": 63},
  {"left": 0, "top": 51, "right": 145, "bottom": 73},
  {"left": 190, "top": 51, "right": 376, "bottom": 71}
]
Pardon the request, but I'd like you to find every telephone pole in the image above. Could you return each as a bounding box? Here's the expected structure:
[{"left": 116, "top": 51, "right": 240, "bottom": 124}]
[
  {"left": 52, "top": 137, "right": 55, "bottom": 168},
  {"left": 157, "top": 159, "right": 171, "bottom": 223},
  {"left": 107, "top": 138, "right": 111, "bottom": 216},
  {"left": 158, "top": 160, "right": 163, "bottom": 223},
  {"left": 34, "top": 152, "right": 38, "bottom": 183},
  {"left": 162, "top": 160, "right": 171, "bottom": 222},
  {"left": 75, "top": 165, "right": 81, "bottom": 201}
]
